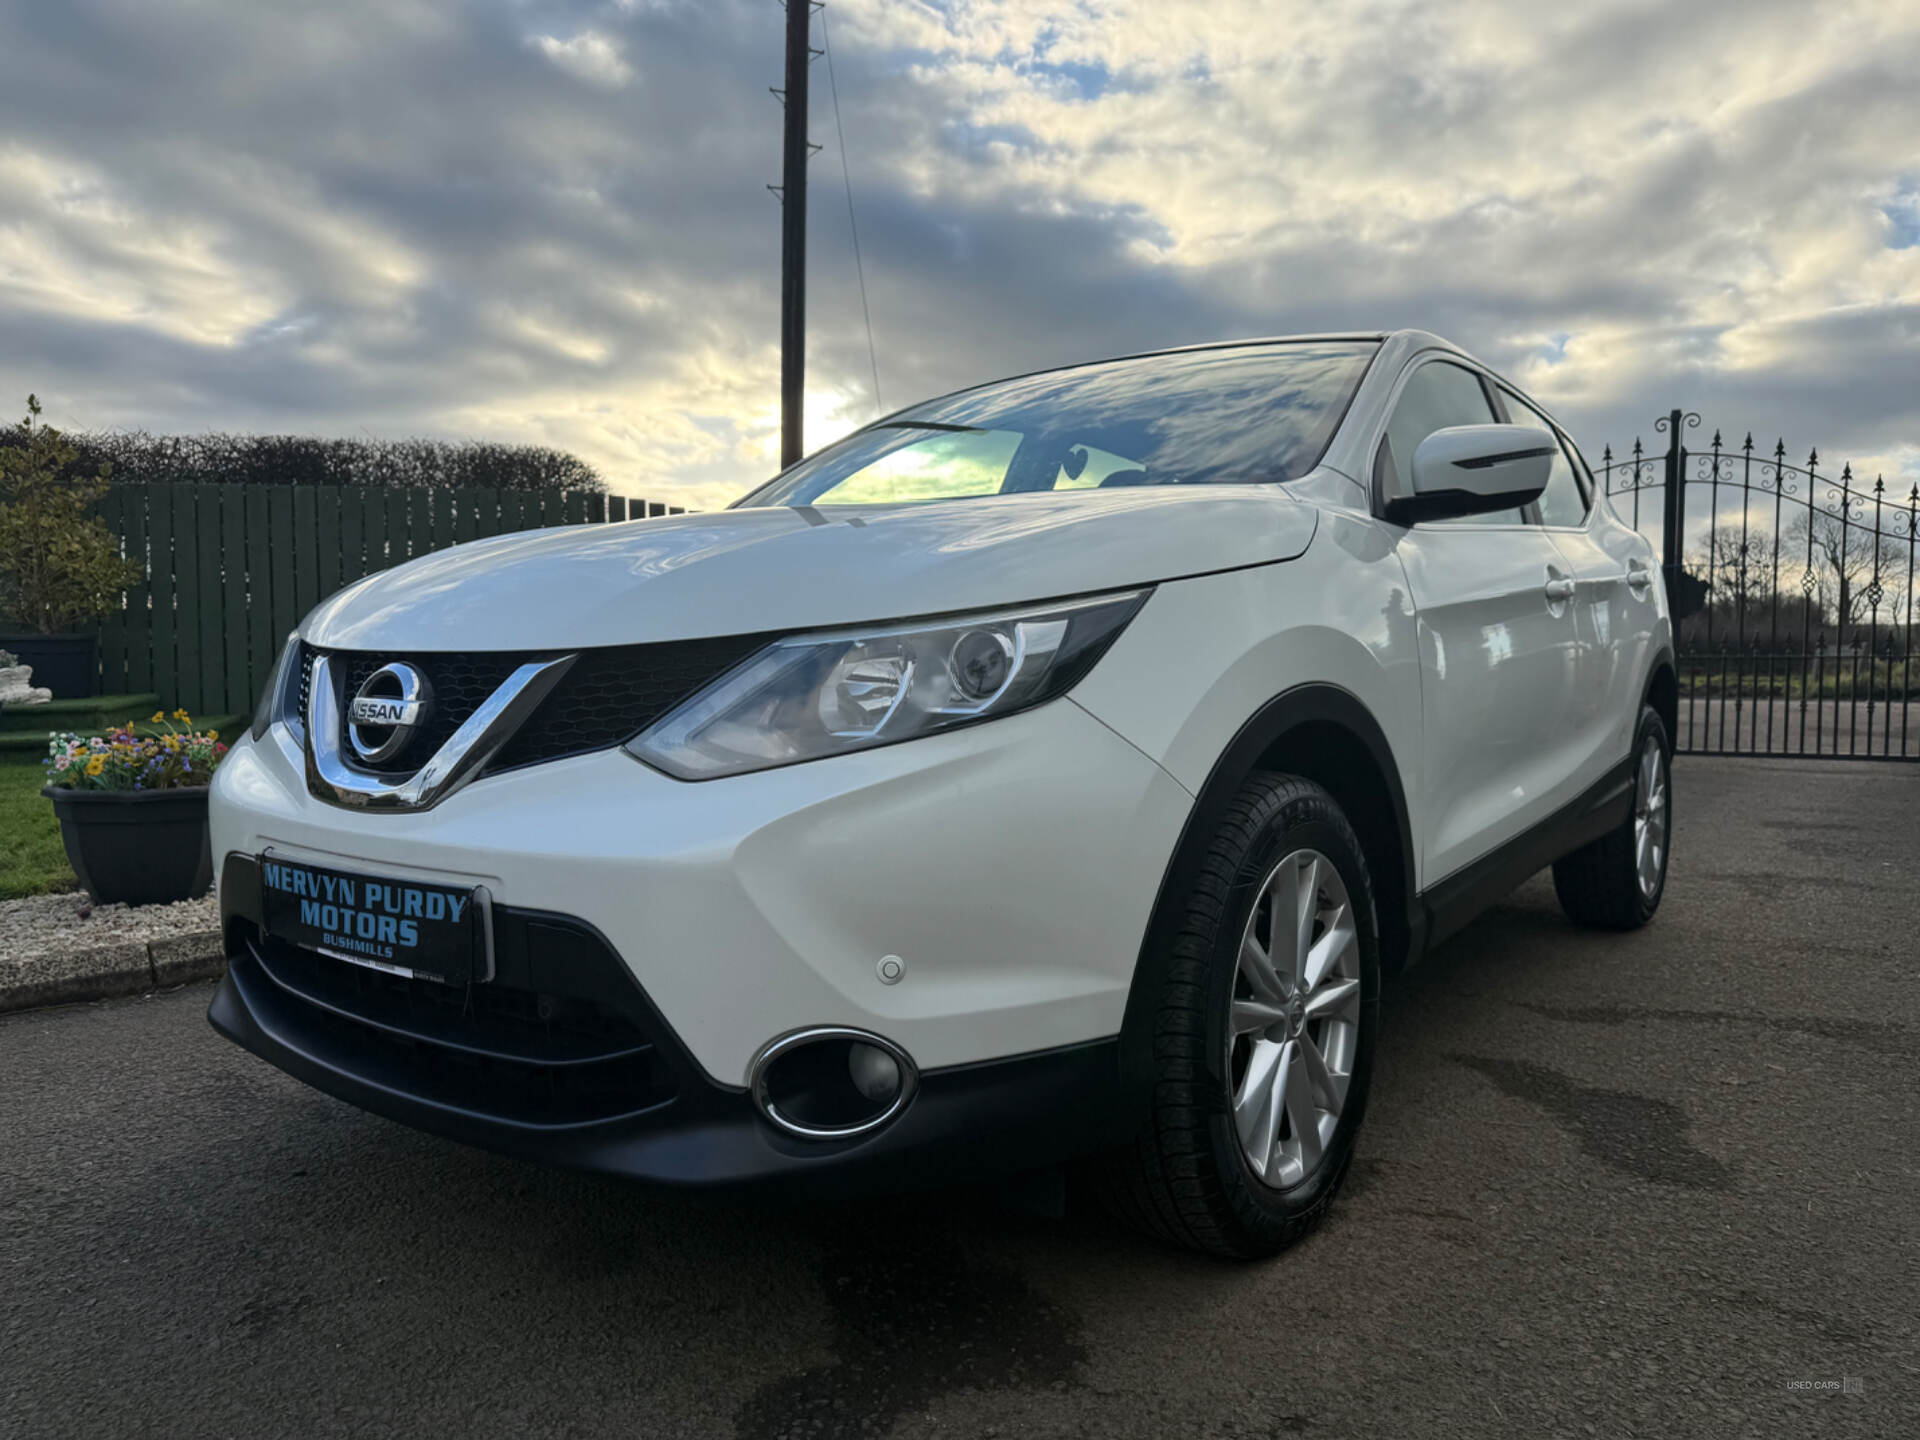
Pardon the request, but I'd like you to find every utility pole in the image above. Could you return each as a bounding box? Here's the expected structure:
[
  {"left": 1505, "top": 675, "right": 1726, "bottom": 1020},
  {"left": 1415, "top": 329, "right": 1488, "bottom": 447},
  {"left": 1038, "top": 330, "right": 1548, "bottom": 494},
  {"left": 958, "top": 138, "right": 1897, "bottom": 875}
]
[{"left": 776, "top": 1, "right": 815, "bottom": 469}]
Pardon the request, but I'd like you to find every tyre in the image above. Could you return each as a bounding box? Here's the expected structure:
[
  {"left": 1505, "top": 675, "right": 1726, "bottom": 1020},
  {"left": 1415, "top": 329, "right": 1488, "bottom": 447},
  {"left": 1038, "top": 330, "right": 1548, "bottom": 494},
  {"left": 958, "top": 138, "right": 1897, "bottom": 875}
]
[
  {"left": 1097, "top": 772, "right": 1381, "bottom": 1260},
  {"left": 1552, "top": 705, "right": 1671, "bottom": 930}
]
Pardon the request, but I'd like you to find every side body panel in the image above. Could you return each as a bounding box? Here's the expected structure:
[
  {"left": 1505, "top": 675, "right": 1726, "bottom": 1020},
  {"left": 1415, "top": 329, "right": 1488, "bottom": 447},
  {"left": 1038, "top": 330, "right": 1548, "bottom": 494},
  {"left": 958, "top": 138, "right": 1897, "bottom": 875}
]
[
  {"left": 1071, "top": 503, "right": 1426, "bottom": 885},
  {"left": 1347, "top": 340, "right": 1629, "bottom": 891},
  {"left": 1393, "top": 524, "right": 1584, "bottom": 882},
  {"left": 1546, "top": 496, "right": 1670, "bottom": 775}
]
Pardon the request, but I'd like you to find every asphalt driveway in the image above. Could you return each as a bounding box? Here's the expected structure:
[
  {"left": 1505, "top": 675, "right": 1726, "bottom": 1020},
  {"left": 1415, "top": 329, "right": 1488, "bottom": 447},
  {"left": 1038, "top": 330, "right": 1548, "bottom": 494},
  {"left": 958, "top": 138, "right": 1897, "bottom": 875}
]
[{"left": 2, "top": 758, "right": 1915, "bottom": 1438}]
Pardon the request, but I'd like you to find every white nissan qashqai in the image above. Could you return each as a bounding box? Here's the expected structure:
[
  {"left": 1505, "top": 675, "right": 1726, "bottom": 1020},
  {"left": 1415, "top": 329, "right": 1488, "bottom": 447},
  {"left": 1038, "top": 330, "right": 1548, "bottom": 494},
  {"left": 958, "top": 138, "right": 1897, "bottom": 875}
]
[{"left": 209, "top": 330, "right": 1674, "bottom": 1258}]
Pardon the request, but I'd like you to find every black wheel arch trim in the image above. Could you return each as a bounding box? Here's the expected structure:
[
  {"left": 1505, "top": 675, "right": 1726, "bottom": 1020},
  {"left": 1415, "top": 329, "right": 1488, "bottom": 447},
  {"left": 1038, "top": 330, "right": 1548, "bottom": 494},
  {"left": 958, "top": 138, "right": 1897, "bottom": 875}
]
[
  {"left": 1117, "top": 682, "right": 1419, "bottom": 1118},
  {"left": 1643, "top": 646, "right": 1678, "bottom": 750}
]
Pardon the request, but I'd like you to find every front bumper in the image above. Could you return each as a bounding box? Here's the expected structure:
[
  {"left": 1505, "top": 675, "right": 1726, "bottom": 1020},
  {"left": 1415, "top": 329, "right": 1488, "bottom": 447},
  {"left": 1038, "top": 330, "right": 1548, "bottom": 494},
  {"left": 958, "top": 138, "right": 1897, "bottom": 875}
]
[
  {"left": 208, "top": 905, "right": 1128, "bottom": 1189},
  {"left": 207, "top": 696, "right": 1191, "bottom": 1182},
  {"left": 213, "top": 698, "right": 1189, "bottom": 1084}
]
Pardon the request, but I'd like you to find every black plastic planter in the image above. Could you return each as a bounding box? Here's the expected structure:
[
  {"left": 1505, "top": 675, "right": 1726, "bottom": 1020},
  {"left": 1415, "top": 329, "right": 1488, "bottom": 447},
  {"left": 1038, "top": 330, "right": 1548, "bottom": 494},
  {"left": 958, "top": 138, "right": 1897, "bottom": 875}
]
[
  {"left": 0, "top": 632, "right": 97, "bottom": 699},
  {"left": 41, "top": 785, "right": 213, "bottom": 906}
]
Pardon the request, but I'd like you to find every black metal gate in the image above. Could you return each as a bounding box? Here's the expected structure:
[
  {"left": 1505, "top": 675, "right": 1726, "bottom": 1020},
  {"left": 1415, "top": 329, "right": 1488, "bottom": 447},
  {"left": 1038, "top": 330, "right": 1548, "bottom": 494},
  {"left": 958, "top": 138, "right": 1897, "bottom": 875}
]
[{"left": 1594, "top": 411, "right": 1919, "bottom": 760}]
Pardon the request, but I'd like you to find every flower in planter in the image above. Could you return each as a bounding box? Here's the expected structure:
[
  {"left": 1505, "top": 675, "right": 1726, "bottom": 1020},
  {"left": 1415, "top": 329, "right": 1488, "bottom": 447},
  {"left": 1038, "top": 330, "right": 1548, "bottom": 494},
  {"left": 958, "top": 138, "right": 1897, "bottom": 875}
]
[
  {"left": 43, "top": 711, "right": 228, "bottom": 792},
  {"left": 40, "top": 710, "right": 220, "bottom": 907}
]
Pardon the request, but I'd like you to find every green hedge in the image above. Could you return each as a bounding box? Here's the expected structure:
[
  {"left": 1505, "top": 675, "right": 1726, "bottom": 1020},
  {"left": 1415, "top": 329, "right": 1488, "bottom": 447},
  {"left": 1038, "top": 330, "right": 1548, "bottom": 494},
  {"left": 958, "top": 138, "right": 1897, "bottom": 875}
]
[{"left": 0, "top": 429, "right": 604, "bottom": 495}]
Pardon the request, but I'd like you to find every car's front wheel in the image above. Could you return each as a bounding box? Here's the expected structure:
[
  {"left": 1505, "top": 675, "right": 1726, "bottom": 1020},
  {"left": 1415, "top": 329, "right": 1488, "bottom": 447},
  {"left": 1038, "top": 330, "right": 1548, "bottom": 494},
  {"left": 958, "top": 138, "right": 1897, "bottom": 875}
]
[{"left": 1098, "top": 772, "right": 1381, "bottom": 1259}]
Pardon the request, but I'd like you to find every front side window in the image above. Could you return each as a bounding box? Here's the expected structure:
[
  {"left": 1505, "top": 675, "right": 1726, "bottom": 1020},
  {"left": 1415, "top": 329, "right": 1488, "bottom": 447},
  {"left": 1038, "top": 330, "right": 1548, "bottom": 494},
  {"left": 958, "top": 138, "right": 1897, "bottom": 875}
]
[
  {"left": 1377, "top": 360, "right": 1524, "bottom": 526},
  {"left": 742, "top": 342, "right": 1379, "bottom": 507},
  {"left": 1499, "top": 388, "right": 1588, "bottom": 527}
]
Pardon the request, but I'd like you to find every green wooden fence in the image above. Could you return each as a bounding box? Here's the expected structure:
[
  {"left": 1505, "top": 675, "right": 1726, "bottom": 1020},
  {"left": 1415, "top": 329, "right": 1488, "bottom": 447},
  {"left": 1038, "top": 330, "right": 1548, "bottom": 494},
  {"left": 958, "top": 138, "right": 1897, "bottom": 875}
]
[{"left": 94, "top": 484, "right": 688, "bottom": 715}]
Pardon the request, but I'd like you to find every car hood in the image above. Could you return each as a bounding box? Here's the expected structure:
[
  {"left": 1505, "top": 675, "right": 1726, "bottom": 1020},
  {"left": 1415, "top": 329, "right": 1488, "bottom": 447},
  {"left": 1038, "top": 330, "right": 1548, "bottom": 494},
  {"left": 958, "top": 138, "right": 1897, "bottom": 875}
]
[{"left": 302, "top": 485, "right": 1320, "bottom": 650}]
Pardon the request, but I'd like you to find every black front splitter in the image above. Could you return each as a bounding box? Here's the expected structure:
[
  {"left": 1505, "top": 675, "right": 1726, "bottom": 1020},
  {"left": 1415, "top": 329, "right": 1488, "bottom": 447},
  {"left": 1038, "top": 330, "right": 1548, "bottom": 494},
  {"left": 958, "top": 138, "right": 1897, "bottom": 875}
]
[{"left": 209, "top": 953, "right": 1131, "bottom": 1194}]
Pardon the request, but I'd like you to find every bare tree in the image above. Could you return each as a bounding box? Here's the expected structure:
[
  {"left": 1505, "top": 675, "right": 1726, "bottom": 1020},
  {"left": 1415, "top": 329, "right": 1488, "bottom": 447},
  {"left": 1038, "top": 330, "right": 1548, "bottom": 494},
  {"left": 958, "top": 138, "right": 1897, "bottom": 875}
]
[
  {"left": 1690, "top": 526, "right": 1771, "bottom": 611},
  {"left": 1784, "top": 507, "right": 1905, "bottom": 630}
]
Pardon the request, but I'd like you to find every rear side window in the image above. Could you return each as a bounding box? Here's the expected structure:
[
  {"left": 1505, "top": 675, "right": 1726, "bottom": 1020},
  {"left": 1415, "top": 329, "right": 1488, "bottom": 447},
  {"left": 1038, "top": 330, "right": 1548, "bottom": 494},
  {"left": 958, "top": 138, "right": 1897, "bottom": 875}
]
[
  {"left": 1499, "top": 388, "right": 1589, "bottom": 527},
  {"left": 1377, "top": 360, "right": 1524, "bottom": 526}
]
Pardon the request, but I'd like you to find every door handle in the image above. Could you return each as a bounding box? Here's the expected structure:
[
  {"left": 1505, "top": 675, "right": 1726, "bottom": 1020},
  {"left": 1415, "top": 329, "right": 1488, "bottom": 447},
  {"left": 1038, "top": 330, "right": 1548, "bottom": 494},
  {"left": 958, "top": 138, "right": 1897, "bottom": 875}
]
[
  {"left": 1543, "top": 577, "right": 1577, "bottom": 603},
  {"left": 1625, "top": 560, "right": 1653, "bottom": 594}
]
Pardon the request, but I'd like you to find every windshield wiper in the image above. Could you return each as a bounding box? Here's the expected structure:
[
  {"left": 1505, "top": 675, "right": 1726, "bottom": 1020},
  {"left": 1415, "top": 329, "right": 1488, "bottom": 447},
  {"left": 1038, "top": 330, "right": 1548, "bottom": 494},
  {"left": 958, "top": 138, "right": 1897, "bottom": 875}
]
[{"left": 872, "top": 420, "right": 984, "bottom": 434}]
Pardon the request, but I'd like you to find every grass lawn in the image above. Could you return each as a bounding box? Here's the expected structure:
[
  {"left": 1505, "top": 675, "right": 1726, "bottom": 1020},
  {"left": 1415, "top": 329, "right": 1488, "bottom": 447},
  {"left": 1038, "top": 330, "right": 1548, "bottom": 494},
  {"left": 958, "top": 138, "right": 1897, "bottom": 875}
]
[{"left": 0, "top": 754, "right": 77, "bottom": 900}]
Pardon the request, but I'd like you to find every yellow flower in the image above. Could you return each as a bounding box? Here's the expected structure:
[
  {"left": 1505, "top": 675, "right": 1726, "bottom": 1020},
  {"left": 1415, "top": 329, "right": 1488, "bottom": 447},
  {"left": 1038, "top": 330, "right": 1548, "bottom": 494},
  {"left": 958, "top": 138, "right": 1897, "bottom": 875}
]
[
  {"left": 173, "top": 709, "right": 191, "bottom": 722},
  {"left": 85, "top": 756, "right": 105, "bottom": 777},
  {"left": 207, "top": 730, "right": 219, "bottom": 741},
  {"left": 151, "top": 711, "right": 165, "bottom": 723}
]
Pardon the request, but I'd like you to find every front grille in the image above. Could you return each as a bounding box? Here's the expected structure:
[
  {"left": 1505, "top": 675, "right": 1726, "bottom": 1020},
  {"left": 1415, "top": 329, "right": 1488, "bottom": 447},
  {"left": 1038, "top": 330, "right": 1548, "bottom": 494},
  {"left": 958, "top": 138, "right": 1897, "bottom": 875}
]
[
  {"left": 492, "top": 637, "right": 770, "bottom": 769},
  {"left": 246, "top": 923, "right": 680, "bottom": 1127},
  {"left": 298, "top": 633, "right": 773, "bottom": 775},
  {"left": 301, "top": 648, "right": 524, "bottom": 774}
]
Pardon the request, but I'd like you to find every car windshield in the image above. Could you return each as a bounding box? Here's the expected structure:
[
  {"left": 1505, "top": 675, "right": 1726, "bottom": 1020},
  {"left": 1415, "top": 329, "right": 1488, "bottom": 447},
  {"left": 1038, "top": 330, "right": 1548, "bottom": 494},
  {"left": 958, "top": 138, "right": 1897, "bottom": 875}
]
[{"left": 741, "top": 341, "right": 1378, "bottom": 507}]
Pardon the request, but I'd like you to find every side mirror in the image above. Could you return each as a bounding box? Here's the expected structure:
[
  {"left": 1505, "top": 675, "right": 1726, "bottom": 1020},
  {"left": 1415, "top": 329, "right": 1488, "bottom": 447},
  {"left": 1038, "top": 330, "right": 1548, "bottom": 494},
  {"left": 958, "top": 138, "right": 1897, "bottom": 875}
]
[{"left": 1387, "top": 424, "right": 1555, "bottom": 526}]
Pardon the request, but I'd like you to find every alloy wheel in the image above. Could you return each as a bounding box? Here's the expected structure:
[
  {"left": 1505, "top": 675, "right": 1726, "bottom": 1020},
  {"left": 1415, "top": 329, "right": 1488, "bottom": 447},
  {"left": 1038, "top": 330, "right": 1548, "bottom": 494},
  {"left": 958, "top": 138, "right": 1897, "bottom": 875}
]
[
  {"left": 1227, "top": 848, "right": 1362, "bottom": 1189},
  {"left": 1634, "top": 737, "right": 1669, "bottom": 899}
]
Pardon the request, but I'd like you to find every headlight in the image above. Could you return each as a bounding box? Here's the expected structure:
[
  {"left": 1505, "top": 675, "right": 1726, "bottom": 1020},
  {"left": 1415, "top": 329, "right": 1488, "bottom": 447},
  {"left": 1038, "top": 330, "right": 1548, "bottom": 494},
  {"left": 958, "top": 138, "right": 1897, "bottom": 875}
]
[
  {"left": 249, "top": 633, "right": 304, "bottom": 743},
  {"left": 627, "top": 589, "right": 1150, "bottom": 779}
]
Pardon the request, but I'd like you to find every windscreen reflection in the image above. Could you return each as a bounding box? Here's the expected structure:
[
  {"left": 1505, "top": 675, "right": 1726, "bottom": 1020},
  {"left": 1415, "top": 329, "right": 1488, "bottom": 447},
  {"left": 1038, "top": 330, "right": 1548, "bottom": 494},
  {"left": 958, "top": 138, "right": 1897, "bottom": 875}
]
[{"left": 744, "top": 342, "right": 1378, "bottom": 508}]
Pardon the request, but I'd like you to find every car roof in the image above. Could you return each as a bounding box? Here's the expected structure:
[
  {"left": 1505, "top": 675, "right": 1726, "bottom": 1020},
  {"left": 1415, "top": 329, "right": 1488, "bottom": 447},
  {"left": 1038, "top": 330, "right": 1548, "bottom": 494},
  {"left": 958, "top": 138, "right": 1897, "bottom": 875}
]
[
  {"left": 1092, "top": 329, "right": 1481, "bottom": 366},
  {"left": 904, "top": 330, "right": 1483, "bottom": 402}
]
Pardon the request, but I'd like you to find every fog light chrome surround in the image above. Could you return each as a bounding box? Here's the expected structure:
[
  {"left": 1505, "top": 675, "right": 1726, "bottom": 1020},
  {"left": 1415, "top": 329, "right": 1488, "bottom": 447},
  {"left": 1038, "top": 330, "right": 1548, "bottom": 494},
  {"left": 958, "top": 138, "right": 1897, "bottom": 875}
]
[{"left": 749, "top": 1026, "right": 919, "bottom": 1141}]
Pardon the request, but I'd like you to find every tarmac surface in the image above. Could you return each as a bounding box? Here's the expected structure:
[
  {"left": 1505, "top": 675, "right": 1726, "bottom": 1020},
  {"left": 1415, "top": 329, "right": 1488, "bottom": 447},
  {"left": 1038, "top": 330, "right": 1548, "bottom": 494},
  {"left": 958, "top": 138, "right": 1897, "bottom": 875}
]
[{"left": 3, "top": 757, "right": 1915, "bottom": 1438}]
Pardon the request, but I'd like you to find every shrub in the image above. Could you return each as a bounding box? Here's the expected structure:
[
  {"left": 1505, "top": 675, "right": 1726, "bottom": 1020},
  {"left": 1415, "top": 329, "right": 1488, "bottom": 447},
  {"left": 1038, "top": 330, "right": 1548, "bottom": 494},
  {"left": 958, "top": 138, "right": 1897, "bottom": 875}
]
[
  {"left": 0, "top": 428, "right": 605, "bottom": 494},
  {"left": 0, "top": 397, "right": 143, "bottom": 634}
]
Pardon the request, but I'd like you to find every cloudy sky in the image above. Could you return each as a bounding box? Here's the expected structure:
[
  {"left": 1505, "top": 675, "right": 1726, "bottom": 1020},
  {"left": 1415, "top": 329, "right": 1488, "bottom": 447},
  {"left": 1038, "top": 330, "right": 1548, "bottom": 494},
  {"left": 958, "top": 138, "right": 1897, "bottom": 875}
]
[{"left": 1, "top": 0, "right": 1915, "bottom": 510}]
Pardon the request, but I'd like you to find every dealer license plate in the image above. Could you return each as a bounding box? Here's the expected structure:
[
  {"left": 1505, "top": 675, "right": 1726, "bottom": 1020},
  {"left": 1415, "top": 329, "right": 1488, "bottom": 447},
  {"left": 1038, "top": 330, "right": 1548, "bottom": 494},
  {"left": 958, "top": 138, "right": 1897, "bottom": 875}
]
[{"left": 259, "top": 856, "right": 490, "bottom": 985}]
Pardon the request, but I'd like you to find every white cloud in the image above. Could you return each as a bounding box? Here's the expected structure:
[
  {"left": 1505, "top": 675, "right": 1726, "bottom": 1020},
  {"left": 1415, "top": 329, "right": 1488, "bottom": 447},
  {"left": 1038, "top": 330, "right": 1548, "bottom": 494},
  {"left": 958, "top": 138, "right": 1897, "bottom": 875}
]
[
  {"left": 530, "top": 30, "right": 633, "bottom": 88},
  {"left": 0, "top": 146, "right": 286, "bottom": 346}
]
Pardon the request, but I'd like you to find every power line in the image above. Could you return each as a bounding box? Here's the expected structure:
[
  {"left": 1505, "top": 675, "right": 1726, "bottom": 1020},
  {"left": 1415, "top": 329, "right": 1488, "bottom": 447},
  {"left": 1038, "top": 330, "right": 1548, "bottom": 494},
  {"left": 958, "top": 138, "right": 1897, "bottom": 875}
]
[{"left": 819, "top": 5, "right": 882, "bottom": 417}]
